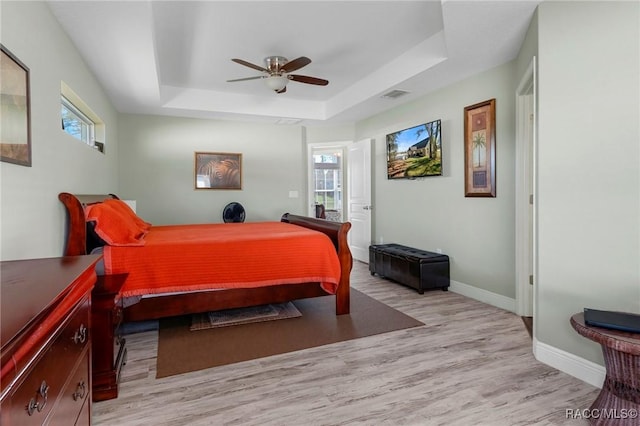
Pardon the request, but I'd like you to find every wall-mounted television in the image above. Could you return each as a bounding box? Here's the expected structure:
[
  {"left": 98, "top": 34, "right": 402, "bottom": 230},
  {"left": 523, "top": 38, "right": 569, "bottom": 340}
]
[{"left": 386, "top": 119, "right": 442, "bottom": 179}]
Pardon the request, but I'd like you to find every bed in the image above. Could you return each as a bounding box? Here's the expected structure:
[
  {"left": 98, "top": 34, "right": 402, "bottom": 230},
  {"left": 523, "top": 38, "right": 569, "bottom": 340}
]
[{"left": 58, "top": 193, "right": 353, "bottom": 321}]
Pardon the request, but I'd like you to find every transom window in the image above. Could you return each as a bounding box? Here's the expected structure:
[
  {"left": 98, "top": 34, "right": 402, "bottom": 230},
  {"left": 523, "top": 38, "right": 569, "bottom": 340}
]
[
  {"left": 61, "top": 95, "right": 94, "bottom": 144},
  {"left": 60, "top": 81, "right": 105, "bottom": 153}
]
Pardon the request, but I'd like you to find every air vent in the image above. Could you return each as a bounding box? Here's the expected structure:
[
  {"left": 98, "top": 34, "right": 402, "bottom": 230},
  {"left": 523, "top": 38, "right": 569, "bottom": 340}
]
[
  {"left": 381, "top": 90, "right": 410, "bottom": 99},
  {"left": 275, "top": 118, "right": 302, "bottom": 125}
]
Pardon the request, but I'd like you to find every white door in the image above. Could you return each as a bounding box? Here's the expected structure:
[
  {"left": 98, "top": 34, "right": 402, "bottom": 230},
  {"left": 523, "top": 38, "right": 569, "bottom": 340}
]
[
  {"left": 347, "top": 138, "right": 372, "bottom": 262},
  {"left": 516, "top": 57, "right": 536, "bottom": 319}
]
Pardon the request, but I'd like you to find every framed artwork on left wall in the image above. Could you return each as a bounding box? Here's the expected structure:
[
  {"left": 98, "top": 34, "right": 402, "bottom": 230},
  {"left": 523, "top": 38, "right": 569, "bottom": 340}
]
[
  {"left": 195, "top": 152, "right": 242, "bottom": 190},
  {"left": 0, "top": 44, "right": 31, "bottom": 167}
]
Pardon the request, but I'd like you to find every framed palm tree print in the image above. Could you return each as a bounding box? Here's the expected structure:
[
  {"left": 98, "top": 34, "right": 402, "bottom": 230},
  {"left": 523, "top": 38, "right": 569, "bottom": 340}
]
[{"left": 464, "top": 99, "right": 496, "bottom": 197}]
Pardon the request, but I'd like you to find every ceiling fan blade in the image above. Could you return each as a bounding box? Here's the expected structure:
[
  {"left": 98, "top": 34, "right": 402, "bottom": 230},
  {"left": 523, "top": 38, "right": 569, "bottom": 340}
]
[
  {"left": 289, "top": 74, "right": 329, "bottom": 86},
  {"left": 231, "top": 58, "right": 268, "bottom": 73},
  {"left": 226, "top": 76, "right": 264, "bottom": 82},
  {"left": 280, "top": 56, "right": 311, "bottom": 73}
]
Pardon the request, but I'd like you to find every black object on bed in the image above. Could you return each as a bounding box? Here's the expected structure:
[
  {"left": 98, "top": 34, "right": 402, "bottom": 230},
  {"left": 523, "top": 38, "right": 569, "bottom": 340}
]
[{"left": 584, "top": 308, "right": 640, "bottom": 333}]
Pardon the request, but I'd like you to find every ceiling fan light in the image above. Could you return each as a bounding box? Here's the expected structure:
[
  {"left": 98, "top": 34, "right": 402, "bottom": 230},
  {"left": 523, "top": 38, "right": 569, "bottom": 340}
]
[{"left": 265, "top": 75, "right": 288, "bottom": 92}]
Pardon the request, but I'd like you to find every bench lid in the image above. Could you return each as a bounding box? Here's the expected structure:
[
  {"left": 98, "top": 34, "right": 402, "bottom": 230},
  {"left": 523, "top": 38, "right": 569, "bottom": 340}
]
[{"left": 370, "top": 244, "right": 448, "bottom": 262}]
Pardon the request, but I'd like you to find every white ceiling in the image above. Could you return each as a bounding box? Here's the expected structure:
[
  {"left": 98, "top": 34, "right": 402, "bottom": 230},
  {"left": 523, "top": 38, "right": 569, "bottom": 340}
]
[{"left": 47, "top": 0, "right": 541, "bottom": 125}]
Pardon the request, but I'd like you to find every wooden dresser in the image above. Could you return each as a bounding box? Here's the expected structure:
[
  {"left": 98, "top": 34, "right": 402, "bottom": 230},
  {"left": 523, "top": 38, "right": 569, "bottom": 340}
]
[{"left": 0, "top": 255, "right": 100, "bottom": 426}]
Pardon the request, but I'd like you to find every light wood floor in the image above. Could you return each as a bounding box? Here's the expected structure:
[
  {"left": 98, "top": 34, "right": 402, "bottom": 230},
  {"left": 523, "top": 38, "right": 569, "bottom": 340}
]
[{"left": 93, "top": 261, "right": 599, "bottom": 425}]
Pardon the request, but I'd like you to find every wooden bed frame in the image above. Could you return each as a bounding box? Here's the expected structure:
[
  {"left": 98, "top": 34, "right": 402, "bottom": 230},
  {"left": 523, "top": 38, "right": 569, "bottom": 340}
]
[{"left": 58, "top": 193, "right": 353, "bottom": 320}]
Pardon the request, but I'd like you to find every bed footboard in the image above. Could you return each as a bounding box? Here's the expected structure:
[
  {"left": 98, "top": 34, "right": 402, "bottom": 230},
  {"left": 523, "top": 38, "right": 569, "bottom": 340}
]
[{"left": 280, "top": 213, "right": 352, "bottom": 314}]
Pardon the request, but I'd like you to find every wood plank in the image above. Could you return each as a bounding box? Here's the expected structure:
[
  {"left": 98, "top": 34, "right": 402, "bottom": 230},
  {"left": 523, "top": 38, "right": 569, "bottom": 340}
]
[{"left": 92, "top": 261, "right": 599, "bottom": 425}]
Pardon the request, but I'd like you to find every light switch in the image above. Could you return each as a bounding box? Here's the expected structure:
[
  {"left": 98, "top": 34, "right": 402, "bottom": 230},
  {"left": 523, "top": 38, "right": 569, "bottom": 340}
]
[{"left": 288, "top": 190, "right": 298, "bottom": 198}]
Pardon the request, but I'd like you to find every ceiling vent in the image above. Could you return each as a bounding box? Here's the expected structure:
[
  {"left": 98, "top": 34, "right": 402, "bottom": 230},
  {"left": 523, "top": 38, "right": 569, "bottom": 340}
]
[
  {"left": 381, "top": 90, "right": 410, "bottom": 99},
  {"left": 275, "top": 118, "right": 302, "bottom": 125}
]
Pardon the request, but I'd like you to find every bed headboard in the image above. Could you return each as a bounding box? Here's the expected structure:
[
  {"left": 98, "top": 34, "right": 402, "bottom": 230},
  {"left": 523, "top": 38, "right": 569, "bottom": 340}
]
[{"left": 58, "top": 192, "right": 119, "bottom": 256}]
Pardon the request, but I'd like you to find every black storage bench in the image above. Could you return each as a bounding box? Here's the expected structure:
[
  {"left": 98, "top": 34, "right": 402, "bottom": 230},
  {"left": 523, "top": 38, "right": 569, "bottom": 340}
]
[{"left": 369, "top": 244, "right": 450, "bottom": 294}]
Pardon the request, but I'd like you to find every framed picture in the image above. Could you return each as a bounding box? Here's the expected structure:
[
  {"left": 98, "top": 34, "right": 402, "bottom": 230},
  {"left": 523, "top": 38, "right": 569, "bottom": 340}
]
[
  {"left": 195, "top": 152, "right": 242, "bottom": 190},
  {"left": 1, "top": 44, "right": 31, "bottom": 167},
  {"left": 464, "top": 99, "right": 496, "bottom": 197}
]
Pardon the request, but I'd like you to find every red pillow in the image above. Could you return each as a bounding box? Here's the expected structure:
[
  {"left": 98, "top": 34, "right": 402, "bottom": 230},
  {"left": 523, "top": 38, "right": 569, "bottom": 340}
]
[
  {"left": 85, "top": 202, "right": 146, "bottom": 246},
  {"left": 103, "top": 199, "right": 152, "bottom": 232}
]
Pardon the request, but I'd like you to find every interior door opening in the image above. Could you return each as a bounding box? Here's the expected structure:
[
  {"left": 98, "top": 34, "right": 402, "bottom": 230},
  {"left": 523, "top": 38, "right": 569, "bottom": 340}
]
[
  {"left": 516, "top": 57, "right": 537, "bottom": 341},
  {"left": 309, "top": 146, "right": 344, "bottom": 222},
  {"left": 307, "top": 140, "right": 372, "bottom": 263}
]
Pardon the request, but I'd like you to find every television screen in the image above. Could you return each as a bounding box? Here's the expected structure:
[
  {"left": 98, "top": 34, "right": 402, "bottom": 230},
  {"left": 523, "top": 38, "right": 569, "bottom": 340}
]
[{"left": 386, "top": 119, "right": 442, "bottom": 179}]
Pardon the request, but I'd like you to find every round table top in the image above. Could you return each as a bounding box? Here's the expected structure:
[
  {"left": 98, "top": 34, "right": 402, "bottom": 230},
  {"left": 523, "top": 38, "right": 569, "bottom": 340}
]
[{"left": 571, "top": 312, "right": 640, "bottom": 355}]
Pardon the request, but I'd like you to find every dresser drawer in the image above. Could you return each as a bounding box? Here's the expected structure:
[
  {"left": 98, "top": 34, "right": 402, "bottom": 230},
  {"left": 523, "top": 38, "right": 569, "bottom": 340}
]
[
  {"left": 47, "top": 348, "right": 90, "bottom": 426},
  {"left": 2, "top": 297, "right": 90, "bottom": 425},
  {"left": 58, "top": 297, "right": 91, "bottom": 358}
]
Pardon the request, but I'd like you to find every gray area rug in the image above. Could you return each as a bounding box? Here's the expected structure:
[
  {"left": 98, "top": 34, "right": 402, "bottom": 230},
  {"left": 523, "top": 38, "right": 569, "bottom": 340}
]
[{"left": 190, "top": 302, "right": 302, "bottom": 331}]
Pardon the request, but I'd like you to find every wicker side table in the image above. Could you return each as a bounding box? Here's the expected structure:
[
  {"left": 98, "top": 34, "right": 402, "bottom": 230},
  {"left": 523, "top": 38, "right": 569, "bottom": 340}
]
[{"left": 570, "top": 313, "right": 640, "bottom": 425}]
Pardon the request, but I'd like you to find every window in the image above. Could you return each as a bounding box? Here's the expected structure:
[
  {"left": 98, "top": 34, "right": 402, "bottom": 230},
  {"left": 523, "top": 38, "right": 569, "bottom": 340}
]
[
  {"left": 313, "top": 152, "right": 342, "bottom": 212},
  {"left": 60, "top": 81, "right": 105, "bottom": 153},
  {"left": 61, "top": 95, "right": 94, "bottom": 144}
]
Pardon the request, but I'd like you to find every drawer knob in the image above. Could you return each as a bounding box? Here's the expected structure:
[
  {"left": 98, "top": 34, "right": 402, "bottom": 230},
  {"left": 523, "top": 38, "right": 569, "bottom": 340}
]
[
  {"left": 72, "top": 380, "right": 87, "bottom": 401},
  {"left": 72, "top": 323, "right": 87, "bottom": 344},
  {"left": 26, "top": 380, "right": 49, "bottom": 416}
]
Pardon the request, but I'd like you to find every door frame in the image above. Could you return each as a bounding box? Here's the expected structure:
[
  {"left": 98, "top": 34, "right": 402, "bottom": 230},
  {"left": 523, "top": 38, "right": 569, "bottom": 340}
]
[
  {"left": 306, "top": 141, "right": 350, "bottom": 219},
  {"left": 515, "top": 57, "right": 538, "bottom": 325}
]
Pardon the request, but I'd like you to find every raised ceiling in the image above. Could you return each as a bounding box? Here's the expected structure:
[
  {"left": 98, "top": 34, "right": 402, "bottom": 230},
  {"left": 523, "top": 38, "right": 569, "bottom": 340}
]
[{"left": 47, "top": 1, "right": 541, "bottom": 124}]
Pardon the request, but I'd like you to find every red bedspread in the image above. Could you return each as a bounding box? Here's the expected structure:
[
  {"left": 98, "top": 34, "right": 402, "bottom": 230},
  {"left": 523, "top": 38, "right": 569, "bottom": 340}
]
[{"left": 103, "top": 222, "right": 341, "bottom": 298}]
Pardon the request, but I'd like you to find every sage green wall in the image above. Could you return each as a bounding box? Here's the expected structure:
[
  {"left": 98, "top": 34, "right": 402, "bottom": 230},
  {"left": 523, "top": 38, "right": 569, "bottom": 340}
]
[
  {"left": 117, "top": 114, "right": 307, "bottom": 225},
  {"left": 0, "top": 1, "right": 119, "bottom": 261},
  {"left": 305, "top": 123, "right": 355, "bottom": 144},
  {"left": 536, "top": 1, "right": 640, "bottom": 364},
  {"left": 355, "top": 61, "right": 517, "bottom": 299}
]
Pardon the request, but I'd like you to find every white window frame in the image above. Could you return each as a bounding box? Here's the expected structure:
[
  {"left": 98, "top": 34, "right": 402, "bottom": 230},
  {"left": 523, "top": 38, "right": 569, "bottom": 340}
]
[
  {"left": 61, "top": 95, "right": 95, "bottom": 145},
  {"left": 60, "top": 81, "right": 105, "bottom": 153},
  {"left": 306, "top": 141, "right": 350, "bottom": 220}
]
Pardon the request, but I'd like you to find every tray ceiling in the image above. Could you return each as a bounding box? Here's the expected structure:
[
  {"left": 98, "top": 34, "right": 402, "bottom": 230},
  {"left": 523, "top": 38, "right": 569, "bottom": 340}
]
[{"left": 47, "top": 1, "right": 541, "bottom": 124}]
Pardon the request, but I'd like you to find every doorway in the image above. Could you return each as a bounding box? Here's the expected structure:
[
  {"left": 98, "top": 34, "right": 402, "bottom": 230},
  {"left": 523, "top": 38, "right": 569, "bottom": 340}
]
[
  {"left": 308, "top": 144, "right": 346, "bottom": 222},
  {"left": 307, "top": 140, "right": 373, "bottom": 263},
  {"left": 515, "top": 57, "right": 537, "bottom": 338}
]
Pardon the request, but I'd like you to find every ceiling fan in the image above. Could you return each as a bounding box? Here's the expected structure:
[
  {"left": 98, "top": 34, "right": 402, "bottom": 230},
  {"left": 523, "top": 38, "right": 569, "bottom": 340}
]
[{"left": 227, "top": 56, "right": 329, "bottom": 94}]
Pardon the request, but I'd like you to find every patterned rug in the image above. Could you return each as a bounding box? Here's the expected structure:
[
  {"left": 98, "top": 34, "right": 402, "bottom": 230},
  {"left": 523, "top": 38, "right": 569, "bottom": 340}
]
[{"left": 190, "top": 302, "right": 302, "bottom": 331}]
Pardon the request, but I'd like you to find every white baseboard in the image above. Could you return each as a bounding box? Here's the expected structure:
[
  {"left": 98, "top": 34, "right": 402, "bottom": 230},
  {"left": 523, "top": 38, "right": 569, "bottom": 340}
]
[
  {"left": 448, "top": 280, "right": 605, "bottom": 389},
  {"left": 449, "top": 279, "right": 516, "bottom": 313},
  {"left": 439, "top": 279, "right": 605, "bottom": 389},
  {"left": 534, "top": 339, "right": 605, "bottom": 389}
]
